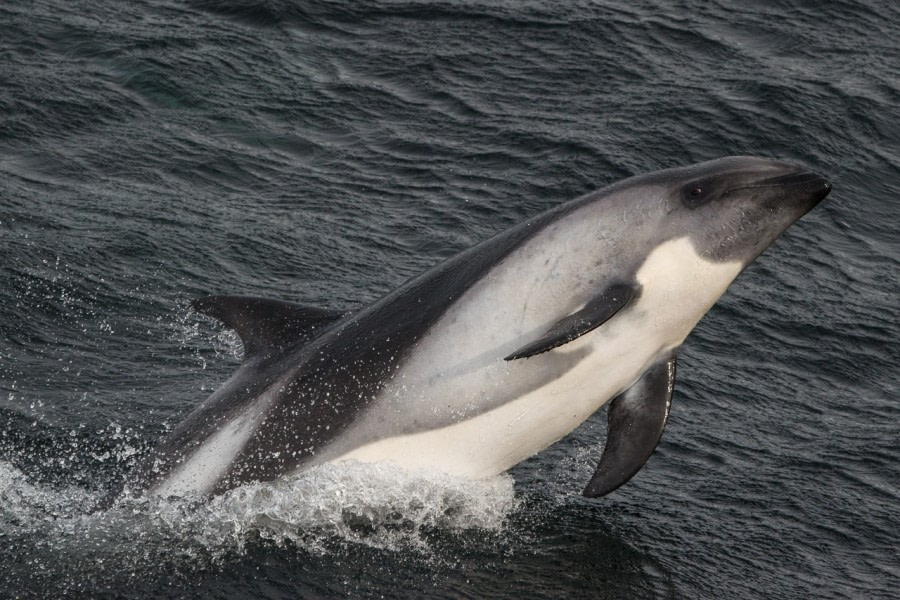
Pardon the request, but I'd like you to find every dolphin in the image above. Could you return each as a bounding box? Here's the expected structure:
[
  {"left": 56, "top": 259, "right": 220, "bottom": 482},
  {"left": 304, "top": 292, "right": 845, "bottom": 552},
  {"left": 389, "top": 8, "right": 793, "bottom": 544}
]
[{"left": 115, "top": 156, "right": 830, "bottom": 502}]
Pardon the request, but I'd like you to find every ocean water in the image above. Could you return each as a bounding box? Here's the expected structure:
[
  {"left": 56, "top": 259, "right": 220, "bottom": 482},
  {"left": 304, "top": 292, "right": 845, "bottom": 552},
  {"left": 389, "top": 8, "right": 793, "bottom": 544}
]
[{"left": 1, "top": 0, "right": 897, "bottom": 598}]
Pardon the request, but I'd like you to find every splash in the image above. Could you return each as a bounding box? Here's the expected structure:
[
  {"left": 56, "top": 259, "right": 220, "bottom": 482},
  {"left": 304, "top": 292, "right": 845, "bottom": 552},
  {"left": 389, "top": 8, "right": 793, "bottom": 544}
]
[
  {"left": 0, "top": 461, "right": 96, "bottom": 534},
  {"left": 231, "top": 463, "right": 514, "bottom": 555},
  {"left": 170, "top": 301, "right": 244, "bottom": 369},
  {"left": 1, "top": 459, "right": 517, "bottom": 576}
]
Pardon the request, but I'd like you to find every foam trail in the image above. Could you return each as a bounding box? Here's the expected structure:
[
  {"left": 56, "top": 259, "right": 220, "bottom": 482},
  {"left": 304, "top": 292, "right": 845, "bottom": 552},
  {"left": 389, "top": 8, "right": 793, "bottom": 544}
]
[{"left": 2, "top": 459, "right": 517, "bottom": 568}]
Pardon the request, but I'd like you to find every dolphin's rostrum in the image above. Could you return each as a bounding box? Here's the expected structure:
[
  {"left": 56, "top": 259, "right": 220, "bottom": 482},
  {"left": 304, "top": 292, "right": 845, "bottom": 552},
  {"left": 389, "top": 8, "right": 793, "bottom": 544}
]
[{"left": 115, "top": 156, "right": 831, "bottom": 503}]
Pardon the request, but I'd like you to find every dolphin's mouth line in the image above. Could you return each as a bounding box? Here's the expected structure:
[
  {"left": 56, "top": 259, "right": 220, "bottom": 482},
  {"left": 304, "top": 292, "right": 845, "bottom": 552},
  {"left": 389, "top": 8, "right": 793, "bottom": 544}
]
[{"left": 726, "top": 171, "right": 830, "bottom": 194}]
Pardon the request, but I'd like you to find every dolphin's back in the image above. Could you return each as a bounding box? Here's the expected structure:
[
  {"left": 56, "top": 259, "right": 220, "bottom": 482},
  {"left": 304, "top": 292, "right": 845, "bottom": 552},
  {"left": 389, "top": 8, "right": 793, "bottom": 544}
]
[{"left": 125, "top": 191, "right": 600, "bottom": 498}]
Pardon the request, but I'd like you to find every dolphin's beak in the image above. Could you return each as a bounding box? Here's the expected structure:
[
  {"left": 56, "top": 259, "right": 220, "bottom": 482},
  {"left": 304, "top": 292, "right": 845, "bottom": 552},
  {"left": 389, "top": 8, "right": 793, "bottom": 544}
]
[
  {"left": 757, "top": 170, "right": 830, "bottom": 190},
  {"left": 729, "top": 169, "right": 832, "bottom": 206},
  {"left": 767, "top": 170, "right": 832, "bottom": 206}
]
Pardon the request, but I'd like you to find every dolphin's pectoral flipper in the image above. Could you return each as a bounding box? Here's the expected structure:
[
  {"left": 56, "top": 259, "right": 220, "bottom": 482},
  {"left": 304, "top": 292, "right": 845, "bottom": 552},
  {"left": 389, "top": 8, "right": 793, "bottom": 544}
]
[
  {"left": 192, "top": 295, "right": 348, "bottom": 360},
  {"left": 582, "top": 352, "right": 677, "bottom": 498},
  {"left": 504, "top": 282, "right": 637, "bottom": 360}
]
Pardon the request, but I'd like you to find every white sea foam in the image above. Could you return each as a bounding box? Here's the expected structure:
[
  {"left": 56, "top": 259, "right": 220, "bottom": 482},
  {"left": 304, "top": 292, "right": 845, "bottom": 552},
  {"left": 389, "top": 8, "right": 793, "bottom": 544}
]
[
  {"left": 170, "top": 302, "right": 244, "bottom": 368},
  {"left": 1, "top": 459, "right": 518, "bottom": 568}
]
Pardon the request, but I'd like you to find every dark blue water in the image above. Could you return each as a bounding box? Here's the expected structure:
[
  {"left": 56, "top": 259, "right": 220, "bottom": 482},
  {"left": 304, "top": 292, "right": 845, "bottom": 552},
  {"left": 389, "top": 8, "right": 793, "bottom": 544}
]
[{"left": 1, "top": 0, "right": 897, "bottom": 598}]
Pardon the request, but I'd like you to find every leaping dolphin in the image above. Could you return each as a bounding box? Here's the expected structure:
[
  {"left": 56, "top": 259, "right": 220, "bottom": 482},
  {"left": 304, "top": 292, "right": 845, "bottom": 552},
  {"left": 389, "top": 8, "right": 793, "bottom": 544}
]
[{"left": 115, "top": 156, "right": 830, "bottom": 502}]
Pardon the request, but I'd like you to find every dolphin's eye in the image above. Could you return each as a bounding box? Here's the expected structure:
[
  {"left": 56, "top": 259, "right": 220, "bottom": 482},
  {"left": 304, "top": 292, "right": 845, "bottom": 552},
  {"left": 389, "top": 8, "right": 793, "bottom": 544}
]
[{"left": 682, "top": 179, "right": 714, "bottom": 208}]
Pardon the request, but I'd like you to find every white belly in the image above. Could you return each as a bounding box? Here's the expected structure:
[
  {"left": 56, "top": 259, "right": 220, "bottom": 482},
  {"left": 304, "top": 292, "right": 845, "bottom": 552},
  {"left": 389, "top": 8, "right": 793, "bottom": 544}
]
[{"left": 335, "top": 334, "right": 655, "bottom": 477}]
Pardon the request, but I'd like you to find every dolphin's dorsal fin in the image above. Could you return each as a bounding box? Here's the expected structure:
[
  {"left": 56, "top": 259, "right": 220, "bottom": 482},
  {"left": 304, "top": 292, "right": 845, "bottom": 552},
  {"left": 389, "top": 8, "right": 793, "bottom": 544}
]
[
  {"left": 504, "top": 282, "right": 638, "bottom": 360},
  {"left": 582, "top": 351, "right": 677, "bottom": 497},
  {"left": 191, "top": 295, "right": 348, "bottom": 361}
]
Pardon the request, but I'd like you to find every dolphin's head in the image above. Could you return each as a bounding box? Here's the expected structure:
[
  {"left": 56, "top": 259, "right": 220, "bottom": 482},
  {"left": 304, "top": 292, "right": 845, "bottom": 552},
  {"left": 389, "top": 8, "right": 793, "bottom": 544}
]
[{"left": 654, "top": 156, "right": 831, "bottom": 264}]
